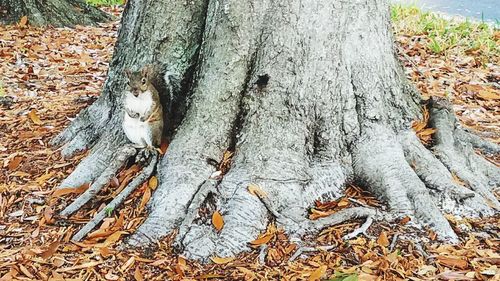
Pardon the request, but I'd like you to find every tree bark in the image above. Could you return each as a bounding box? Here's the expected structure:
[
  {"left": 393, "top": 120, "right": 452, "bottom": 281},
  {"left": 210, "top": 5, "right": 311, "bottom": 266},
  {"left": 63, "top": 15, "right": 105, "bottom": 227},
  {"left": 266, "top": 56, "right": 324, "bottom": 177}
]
[
  {"left": 0, "top": 0, "right": 111, "bottom": 27},
  {"left": 53, "top": 0, "right": 499, "bottom": 261}
]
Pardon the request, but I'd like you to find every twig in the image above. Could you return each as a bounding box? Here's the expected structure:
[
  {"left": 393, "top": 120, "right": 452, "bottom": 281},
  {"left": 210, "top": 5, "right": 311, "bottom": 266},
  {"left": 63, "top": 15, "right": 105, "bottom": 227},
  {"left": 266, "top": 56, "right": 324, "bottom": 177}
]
[
  {"left": 343, "top": 216, "right": 373, "bottom": 240},
  {"left": 174, "top": 179, "right": 218, "bottom": 247},
  {"left": 389, "top": 233, "right": 399, "bottom": 252},
  {"left": 71, "top": 152, "right": 158, "bottom": 242},
  {"left": 310, "top": 207, "right": 382, "bottom": 233},
  {"left": 60, "top": 146, "right": 136, "bottom": 217},
  {"left": 289, "top": 245, "right": 335, "bottom": 262},
  {"left": 258, "top": 244, "right": 268, "bottom": 265}
]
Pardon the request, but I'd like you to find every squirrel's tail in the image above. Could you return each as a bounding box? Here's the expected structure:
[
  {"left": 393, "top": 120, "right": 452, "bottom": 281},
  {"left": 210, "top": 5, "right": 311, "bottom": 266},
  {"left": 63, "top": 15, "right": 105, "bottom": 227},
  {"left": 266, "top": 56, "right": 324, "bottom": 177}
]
[{"left": 163, "top": 69, "right": 180, "bottom": 113}]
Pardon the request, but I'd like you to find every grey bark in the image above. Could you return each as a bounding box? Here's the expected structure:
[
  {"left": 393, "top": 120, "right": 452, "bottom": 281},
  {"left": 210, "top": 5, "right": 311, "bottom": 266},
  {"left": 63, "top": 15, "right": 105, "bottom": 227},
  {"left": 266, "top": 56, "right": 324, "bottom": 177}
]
[
  {"left": 0, "top": 0, "right": 111, "bottom": 27},
  {"left": 53, "top": 0, "right": 499, "bottom": 261}
]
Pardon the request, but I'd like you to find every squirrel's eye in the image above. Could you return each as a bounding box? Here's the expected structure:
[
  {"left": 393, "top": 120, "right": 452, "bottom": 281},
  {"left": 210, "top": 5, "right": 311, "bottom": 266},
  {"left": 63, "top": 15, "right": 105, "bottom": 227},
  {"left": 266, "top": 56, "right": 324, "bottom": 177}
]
[{"left": 141, "top": 78, "right": 147, "bottom": 85}]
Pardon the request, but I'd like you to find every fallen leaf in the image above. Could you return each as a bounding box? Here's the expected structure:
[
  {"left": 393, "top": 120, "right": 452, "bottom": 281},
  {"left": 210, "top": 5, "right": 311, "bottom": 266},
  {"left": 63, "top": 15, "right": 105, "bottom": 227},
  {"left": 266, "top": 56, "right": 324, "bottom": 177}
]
[
  {"left": 250, "top": 233, "right": 273, "bottom": 246},
  {"left": 28, "top": 109, "right": 43, "bottom": 125},
  {"left": 212, "top": 211, "right": 224, "bottom": 231},
  {"left": 103, "top": 231, "right": 127, "bottom": 246},
  {"left": 148, "top": 176, "right": 158, "bottom": 190},
  {"left": 52, "top": 183, "right": 89, "bottom": 198},
  {"left": 436, "top": 256, "right": 468, "bottom": 270},
  {"left": 308, "top": 265, "right": 327, "bottom": 281},
  {"left": 8, "top": 156, "right": 23, "bottom": 171},
  {"left": 377, "top": 231, "right": 390, "bottom": 247},
  {"left": 248, "top": 183, "right": 267, "bottom": 198},
  {"left": 19, "top": 16, "right": 28, "bottom": 27},
  {"left": 210, "top": 256, "right": 234, "bottom": 264},
  {"left": 134, "top": 267, "right": 144, "bottom": 281},
  {"left": 40, "top": 241, "right": 60, "bottom": 259}
]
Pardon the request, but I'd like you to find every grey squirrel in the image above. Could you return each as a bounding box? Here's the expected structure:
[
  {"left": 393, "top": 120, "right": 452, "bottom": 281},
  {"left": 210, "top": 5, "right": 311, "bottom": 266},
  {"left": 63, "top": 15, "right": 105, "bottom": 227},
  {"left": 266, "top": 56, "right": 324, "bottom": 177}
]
[{"left": 122, "top": 64, "right": 176, "bottom": 152}]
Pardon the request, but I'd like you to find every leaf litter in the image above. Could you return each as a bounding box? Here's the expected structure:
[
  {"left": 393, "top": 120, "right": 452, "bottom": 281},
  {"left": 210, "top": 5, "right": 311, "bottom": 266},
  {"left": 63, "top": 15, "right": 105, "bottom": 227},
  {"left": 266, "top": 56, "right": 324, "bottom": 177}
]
[{"left": 0, "top": 5, "right": 499, "bottom": 281}]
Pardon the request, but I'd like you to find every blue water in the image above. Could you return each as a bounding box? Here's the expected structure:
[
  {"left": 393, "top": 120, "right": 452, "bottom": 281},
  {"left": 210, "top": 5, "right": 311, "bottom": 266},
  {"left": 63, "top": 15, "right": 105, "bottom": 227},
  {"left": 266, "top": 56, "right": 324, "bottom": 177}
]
[{"left": 392, "top": 0, "right": 500, "bottom": 23}]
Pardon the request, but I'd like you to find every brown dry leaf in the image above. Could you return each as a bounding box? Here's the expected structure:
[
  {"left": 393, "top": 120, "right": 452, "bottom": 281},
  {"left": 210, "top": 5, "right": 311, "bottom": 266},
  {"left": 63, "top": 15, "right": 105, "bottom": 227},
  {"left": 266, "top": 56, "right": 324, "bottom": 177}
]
[
  {"left": 148, "top": 176, "right": 158, "bottom": 190},
  {"left": 210, "top": 256, "right": 234, "bottom": 264},
  {"left": 337, "top": 198, "right": 350, "bottom": 207},
  {"left": 399, "top": 216, "right": 411, "bottom": 225},
  {"left": 99, "top": 247, "right": 113, "bottom": 258},
  {"left": 52, "top": 183, "right": 89, "bottom": 198},
  {"left": 250, "top": 233, "right": 273, "bottom": 246},
  {"left": 103, "top": 231, "right": 127, "bottom": 246},
  {"left": 212, "top": 211, "right": 224, "bottom": 231},
  {"left": 308, "top": 265, "right": 327, "bottom": 281},
  {"left": 56, "top": 261, "right": 104, "bottom": 272},
  {"left": 477, "top": 90, "right": 500, "bottom": 100},
  {"left": 237, "top": 267, "right": 256, "bottom": 280},
  {"left": 18, "top": 264, "right": 34, "bottom": 279},
  {"left": 139, "top": 186, "right": 151, "bottom": 211},
  {"left": 19, "top": 16, "right": 28, "bottom": 27},
  {"left": 248, "top": 183, "right": 267, "bottom": 198},
  {"left": 134, "top": 267, "right": 144, "bottom": 281},
  {"left": 159, "top": 139, "right": 169, "bottom": 154},
  {"left": 377, "top": 231, "right": 390, "bottom": 247},
  {"left": 8, "top": 156, "right": 23, "bottom": 171},
  {"left": 28, "top": 109, "right": 43, "bottom": 125},
  {"left": 40, "top": 241, "right": 60, "bottom": 259},
  {"left": 436, "top": 256, "right": 468, "bottom": 270}
]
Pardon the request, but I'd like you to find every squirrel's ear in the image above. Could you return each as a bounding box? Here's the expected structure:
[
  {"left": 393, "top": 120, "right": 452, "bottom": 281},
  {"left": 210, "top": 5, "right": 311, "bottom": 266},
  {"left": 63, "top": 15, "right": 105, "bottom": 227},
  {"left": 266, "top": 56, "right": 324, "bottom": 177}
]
[
  {"left": 142, "top": 64, "right": 153, "bottom": 78},
  {"left": 124, "top": 69, "right": 132, "bottom": 80}
]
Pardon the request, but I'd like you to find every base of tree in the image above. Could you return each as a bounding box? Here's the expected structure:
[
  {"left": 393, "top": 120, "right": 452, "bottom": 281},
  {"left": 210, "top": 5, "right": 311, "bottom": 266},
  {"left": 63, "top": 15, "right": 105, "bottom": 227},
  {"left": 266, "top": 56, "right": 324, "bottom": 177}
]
[
  {"left": 0, "top": 0, "right": 111, "bottom": 27},
  {"left": 51, "top": 0, "right": 499, "bottom": 262}
]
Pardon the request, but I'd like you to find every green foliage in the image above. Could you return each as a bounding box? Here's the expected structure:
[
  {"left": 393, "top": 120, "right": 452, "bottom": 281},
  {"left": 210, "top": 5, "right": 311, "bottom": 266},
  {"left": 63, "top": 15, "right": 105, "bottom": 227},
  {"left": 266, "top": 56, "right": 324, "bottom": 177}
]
[
  {"left": 105, "top": 206, "right": 114, "bottom": 216},
  {"left": 391, "top": 4, "right": 499, "bottom": 60},
  {"left": 329, "top": 272, "right": 358, "bottom": 281},
  {"left": 86, "top": 0, "right": 124, "bottom": 6}
]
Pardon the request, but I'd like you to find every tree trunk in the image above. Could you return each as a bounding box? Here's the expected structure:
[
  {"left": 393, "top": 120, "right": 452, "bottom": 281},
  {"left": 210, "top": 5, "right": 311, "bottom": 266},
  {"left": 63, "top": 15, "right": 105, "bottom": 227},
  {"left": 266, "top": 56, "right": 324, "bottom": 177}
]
[
  {"left": 53, "top": 0, "right": 499, "bottom": 261},
  {"left": 0, "top": 0, "right": 111, "bottom": 27}
]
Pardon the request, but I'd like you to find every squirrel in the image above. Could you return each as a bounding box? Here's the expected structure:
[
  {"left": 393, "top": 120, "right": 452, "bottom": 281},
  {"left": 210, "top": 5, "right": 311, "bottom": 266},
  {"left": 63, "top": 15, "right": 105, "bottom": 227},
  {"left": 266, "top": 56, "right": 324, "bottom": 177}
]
[{"left": 122, "top": 65, "right": 164, "bottom": 154}]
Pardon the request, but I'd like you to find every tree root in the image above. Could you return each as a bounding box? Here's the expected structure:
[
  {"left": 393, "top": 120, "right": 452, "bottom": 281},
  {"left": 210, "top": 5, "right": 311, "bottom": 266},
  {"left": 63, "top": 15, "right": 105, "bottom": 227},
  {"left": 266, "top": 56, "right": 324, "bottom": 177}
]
[
  {"left": 429, "top": 98, "right": 500, "bottom": 210},
  {"left": 72, "top": 152, "right": 158, "bottom": 242},
  {"left": 174, "top": 179, "right": 219, "bottom": 248},
  {"left": 60, "top": 145, "right": 136, "bottom": 217}
]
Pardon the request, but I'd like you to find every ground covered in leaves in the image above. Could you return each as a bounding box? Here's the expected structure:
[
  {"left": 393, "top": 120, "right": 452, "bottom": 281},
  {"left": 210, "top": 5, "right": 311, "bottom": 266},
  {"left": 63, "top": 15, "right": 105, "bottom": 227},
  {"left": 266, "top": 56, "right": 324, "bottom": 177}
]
[{"left": 0, "top": 6, "right": 499, "bottom": 281}]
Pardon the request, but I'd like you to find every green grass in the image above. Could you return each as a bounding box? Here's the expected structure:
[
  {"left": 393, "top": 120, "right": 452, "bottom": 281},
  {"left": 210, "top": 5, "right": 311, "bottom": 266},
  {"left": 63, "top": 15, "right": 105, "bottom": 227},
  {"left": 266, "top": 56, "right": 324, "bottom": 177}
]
[
  {"left": 86, "top": 0, "right": 124, "bottom": 6},
  {"left": 391, "top": 4, "right": 499, "bottom": 61}
]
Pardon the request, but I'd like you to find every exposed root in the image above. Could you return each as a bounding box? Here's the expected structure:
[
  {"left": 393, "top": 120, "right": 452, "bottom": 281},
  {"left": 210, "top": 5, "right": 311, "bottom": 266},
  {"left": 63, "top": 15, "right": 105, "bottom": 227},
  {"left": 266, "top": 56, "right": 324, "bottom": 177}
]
[
  {"left": 174, "top": 179, "right": 218, "bottom": 249},
  {"left": 71, "top": 152, "right": 158, "bottom": 242},
  {"left": 309, "top": 207, "right": 383, "bottom": 233},
  {"left": 353, "top": 126, "right": 458, "bottom": 241},
  {"left": 51, "top": 102, "right": 113, "bottom": 158},
  {"left": 400, "top": 131, "right": 492, "bottom": 216},
  {"left": 60, "top": 145, "right": 136, "bottom": 217},
  {"left": 456, "top": 128, "right": 500, "bottom": 155},
  {"left": 429, "top": 98, "right": 500, "bottom": 210},
  {"left": 57, "top": 129, "right": 127, "bottom": 190},
  {"left": 343, "top": 216, "right": 374, "bottom": 240}
]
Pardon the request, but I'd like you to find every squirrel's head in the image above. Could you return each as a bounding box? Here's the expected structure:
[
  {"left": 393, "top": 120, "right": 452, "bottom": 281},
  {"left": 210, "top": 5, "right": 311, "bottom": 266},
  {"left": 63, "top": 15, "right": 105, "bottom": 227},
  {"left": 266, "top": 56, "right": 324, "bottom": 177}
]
[{"left": 124, "top": 65, "right": 153, "bottom": 97}]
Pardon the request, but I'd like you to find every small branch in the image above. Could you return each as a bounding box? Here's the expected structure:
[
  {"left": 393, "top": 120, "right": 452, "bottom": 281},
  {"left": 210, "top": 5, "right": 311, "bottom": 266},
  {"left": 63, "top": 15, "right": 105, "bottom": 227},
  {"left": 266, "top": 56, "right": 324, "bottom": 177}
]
[
  {"left": 389, "top": 233, "right": 399, "bottom": 252},
  {"left": 343, "top": 216, "right": 373, "bottom": 240},
  {"left": 60, "top": 146, "right": 137, "bottom": 217},
  {"left": 258, "top": 244, "right": 268, "bottom": 265},
  {"left": 174, "top": 179, "right": 218, "bottom": 248},
  {"left": 71, "top": 153, "right": 158, "bottom": 242},
  {"left": 309, "top": 207, "right": 381, "bottom": 233},
  {"left": 289, "top": 245, "right": 335, "bottom": 262}
]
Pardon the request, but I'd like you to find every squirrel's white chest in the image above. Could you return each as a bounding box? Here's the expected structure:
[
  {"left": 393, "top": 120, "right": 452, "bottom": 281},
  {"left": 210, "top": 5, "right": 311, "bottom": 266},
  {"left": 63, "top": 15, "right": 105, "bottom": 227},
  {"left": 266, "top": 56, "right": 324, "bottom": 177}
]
[
  {"left": 122, "top": 91, "right": 154, "bottom": 147},
  {"left": 123, "top": 91, "right": 153, "bottom": 115}
]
